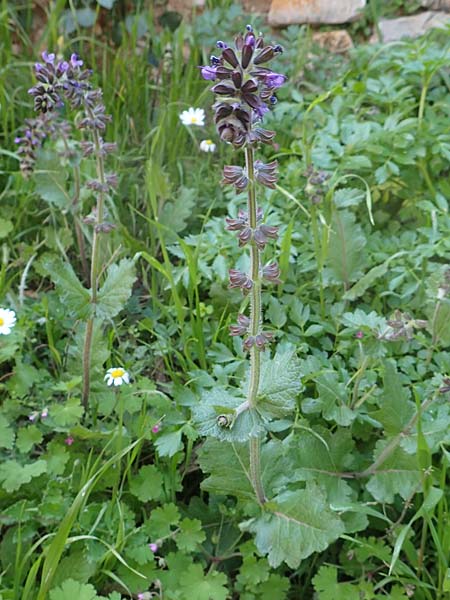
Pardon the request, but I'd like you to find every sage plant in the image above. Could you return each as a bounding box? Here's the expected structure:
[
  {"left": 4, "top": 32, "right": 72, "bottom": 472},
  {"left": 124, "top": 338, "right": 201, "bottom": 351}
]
[
  {"left": 200, "top": 27, "right": 286, "bottom": 503},
  {"left": 26, "top": 51, "right": 117, "bottom": 408}
]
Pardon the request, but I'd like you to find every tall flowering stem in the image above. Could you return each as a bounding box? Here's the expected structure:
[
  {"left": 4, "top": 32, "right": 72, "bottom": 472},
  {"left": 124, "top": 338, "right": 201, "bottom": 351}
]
[
  {"left": 27, "top": 51, "right": 117, "bottom": 410},
  {"left": 201, "top": 27, "right": 285, "bottom": 504}
]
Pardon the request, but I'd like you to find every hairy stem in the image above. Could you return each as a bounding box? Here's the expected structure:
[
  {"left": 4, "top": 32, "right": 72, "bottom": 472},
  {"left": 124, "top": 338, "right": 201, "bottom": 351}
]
[
  {"left": 245, "top": 145, "right": 266, "bottom": 505},
  {"left": 82, "top": 116, "right": 107, "bottom": 411}
]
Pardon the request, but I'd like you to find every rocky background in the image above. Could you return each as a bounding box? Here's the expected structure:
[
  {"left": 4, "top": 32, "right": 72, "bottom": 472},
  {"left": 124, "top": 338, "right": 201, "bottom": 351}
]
[{"left": 167, "top": 0, "right": 450, "bottom": 48}]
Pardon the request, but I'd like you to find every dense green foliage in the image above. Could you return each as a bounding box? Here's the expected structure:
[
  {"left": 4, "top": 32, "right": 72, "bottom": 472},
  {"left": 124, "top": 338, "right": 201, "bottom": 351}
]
[{"left": 0, "top": 1, "right": 450, "bottom": 598}]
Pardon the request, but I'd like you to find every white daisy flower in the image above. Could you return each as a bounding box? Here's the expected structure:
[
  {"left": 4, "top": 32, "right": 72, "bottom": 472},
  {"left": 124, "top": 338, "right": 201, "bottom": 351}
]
[
  {"left": 0, "top": 308, "right": 16, "bottom": 335},
  {"left": 199, "top": 139, "right": 216, "bottom": 153},
  {"left": 179, "top": 107, "right": 205, "bottom": 126},
  {"left": 104, "top": 367, "right": 130, "bottom": 387}
]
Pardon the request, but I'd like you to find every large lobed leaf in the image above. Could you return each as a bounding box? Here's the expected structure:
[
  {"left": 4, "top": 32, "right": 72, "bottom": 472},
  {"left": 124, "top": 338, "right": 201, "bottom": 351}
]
[
  {"left": 241, "top": 483, "right": 344, "bottom": 568},
  {"left": 326, "top": 210, "right": 366, "bottom": 286},
  {"left": 96, "top": 258, "right": 136, "bottom": 320},
  {"left": 255, "top": 350, "right": 303, "bottom": 419},
  {"left": 42, "top": 257, "right": 91, "bottom": 319}
]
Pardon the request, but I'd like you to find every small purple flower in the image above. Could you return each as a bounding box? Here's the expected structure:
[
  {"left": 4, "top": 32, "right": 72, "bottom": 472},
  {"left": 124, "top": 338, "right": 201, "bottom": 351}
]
[
  {"left": 28, "top": 412, "right": 37, "bottom": 422},
  {"left": 148, "top": 543, "right": 158, "bottom": 553},
  {"left": 264, "top": 73, "right": 287, "bottom": 89},
  {"left": 355, "top": 331, "right": 364, "bottom": 339},
  {"left": 229, "top": 269, "right": 253, "bottom": 292},
  {"left": 201, "top": 66, "right": 218, "bottom": 81},
  {"left": 262, "top": 262, "right": 281, "bottom": 284},
  {"left": 230, "top": 314, "right": 250, "bottom": 337},
  {"left": 65, "top": 436, "right": 74, "bottom": 446},
  {"left": 41, "top": 408, "right": 49, "bottom": 419},
  {"left": 41, "top": 50, "right": 55, "bottom": 64},
  {"left": 152, "top": 423, "right": 161, "bottom": 434},
  {"left": 70, "top": 53, "right": 83, "bottom": 68}
]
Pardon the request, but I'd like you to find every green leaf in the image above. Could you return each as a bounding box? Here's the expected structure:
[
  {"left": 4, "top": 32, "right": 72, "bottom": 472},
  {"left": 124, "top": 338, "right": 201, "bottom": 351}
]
[
  {"left": 366, "top": 444, "right": 421, "bottom": 503},
  {"left": 159, "top": 187, "right": 196, "bottom": 239},
  {"left": 154, "top": 429, "right": 183, "bottom": 457},
  {"left": 193, "top": 388, "right": 265, "bottom": 442},
  {"left": 0, "top": 414, "right": 14, "bottom": 449},
  {"left": 372, "top": 360, "right": 415, "bottom": 436},
  {"left": 96, "top": 258, "right": 136, "bottom": 320},
  {"left": 0, "top": 219, "right": 13, "bottom": 239},
  {"left": 288, "top": 429, "right": 356, "bottom": 505},
  {"left": 16, "top": 425, "right": 43, "bottom": 453},
  {"left": 176, "top": 518, "right": 206, "bottom": 552},
  {"left": 129, "top": 465, "right": 163, "bottom": 502},
  {"left": 256, "top": 350, "right": 303, "bottom": 419},
  {"left": 42, "top": 257, "right": 91, "bottom": 319},
  {"left": 241, "top": 484, "right": 344, "bottom": 568},
  {"left": 49, "top": 579, "right": 99, "bottom": 600},
  {"left": 312, "top": 566, "right": 363, "bottom": 600},
  {"left": 35, "top": 150, "right": 71, "bottom": 209},
  {"left": 144, "top": 503, "right": 180, "bottom": 539},
  {"left": 343, "top": 252, "right": 407, "bottom": 301},
  {"left": 179, "top": 564, "right": 228, "bottom": 600},
  {"left": 0, "top": 459, "right": 47, "bottom": 492},
  {"left": 314, "top": 373, "right": 355, "bottom": 426},
  {"left": 326, "top": 210, "right": 366, "bottom": 286},
  {"left": 51, "top": 397, "right": 84, "bottom": 427},
  {"left": 43, "top": 441, "right": 70, "bottom": 476},
  {"left": 198, "top": 438, "right": 254, "bottom": 501}
]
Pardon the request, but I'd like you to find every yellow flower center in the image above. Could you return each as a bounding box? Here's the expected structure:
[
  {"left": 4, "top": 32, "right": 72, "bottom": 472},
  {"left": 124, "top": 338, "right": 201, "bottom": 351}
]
[
  {"left": 111, "top": 368, "right": 125, "bottom": 378},
  {"left": 0, "top": 318, "right": 4, "bottom": 326},
  {"left": 206, "top": 140, "right": 212, "bottom": 145}
]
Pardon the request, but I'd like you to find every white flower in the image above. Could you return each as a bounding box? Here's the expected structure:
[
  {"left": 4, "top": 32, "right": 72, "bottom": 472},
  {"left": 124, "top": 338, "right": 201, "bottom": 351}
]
[
  {"left": 0, "top": 308, "right": 16, "bottom": 335},
  {"left": 104, "top": 367, "right": 130, "bottom": 387},
  {"left": 179, "top": 107, "right": 205, "bottom": 126},
  {"left": 199, "top": 139, "right": 216, "bottom": 153}
]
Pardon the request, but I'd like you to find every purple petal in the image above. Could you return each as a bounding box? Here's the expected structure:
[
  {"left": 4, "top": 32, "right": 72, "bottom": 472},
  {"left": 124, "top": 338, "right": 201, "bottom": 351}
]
[{"left": 200, "top": 66, "right": 217, "bottom": 81}]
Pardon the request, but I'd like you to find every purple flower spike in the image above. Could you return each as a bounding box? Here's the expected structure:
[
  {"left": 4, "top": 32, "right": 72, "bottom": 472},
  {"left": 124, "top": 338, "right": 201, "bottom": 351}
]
[{"left": 229, "top": 269, "right": 253, "bottom": 292}]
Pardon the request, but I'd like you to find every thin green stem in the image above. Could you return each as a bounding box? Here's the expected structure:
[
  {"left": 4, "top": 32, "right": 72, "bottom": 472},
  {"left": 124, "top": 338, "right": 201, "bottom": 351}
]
[
  {"left": 82, "top": 115, "right": 107, "bottom": 411},
  {"left": 244, "top": 145, "right": 266, "bottom": 505}
]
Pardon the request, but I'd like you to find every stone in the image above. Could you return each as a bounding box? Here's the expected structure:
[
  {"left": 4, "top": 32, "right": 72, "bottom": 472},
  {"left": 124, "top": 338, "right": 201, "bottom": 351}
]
[
  {"left": 268, "top": 0, "right": 366, "bottom": 26},
  {"left": 421, "top": 0, "right": 450, "bottom": 10},
  {"left": 374, "top": 11, "right": 450, "bottom": 42},
  {"left": 312, "top": 30, "right": 354, "bottom": 53}
]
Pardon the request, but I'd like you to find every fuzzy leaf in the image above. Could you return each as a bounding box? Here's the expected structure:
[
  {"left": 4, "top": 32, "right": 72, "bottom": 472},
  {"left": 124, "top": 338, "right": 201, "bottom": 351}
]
[
  {"left": 288, "top": 429, "right": 356, "bottom": 505},
  {"left": 0, "top": 459, "right": 47, "bottom": 492},
  {"left": 42, "top": 257, "right": 91, "bottom": 319},
  {"left": 256, "top": 350, "right": 303, "bottom": 419},
  {"left": 326, "top": 210, "right": 366, "bottom": 286},
  {"left": 96, "top": 258, "right": 136, "bottom": 320},
  {"left": 372, "top": 360, "right": 415, "bottom": 436},
  {"left": 35, "top": 150, "right": 71, "bottom": 209},
  {"left": 160, "top": 187, "right": 196, "bottom": 238},
  {"left": 198, "top": 438, "right": 254, "bottom": 500},
  {"left": 193, "top": 388, "right": 265, "bottom": 442},
  {"left": 241, "top": 484, "right": 344, "bottom": 568},
  {"left": 366, "top": 444, "right": 421, "bottom": 503},
  {"left": 0, "top": 414, "right": 14, "bottom": 449},
  {"left": 129, "top": 465, "right": 163, "bottom": 502}
]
